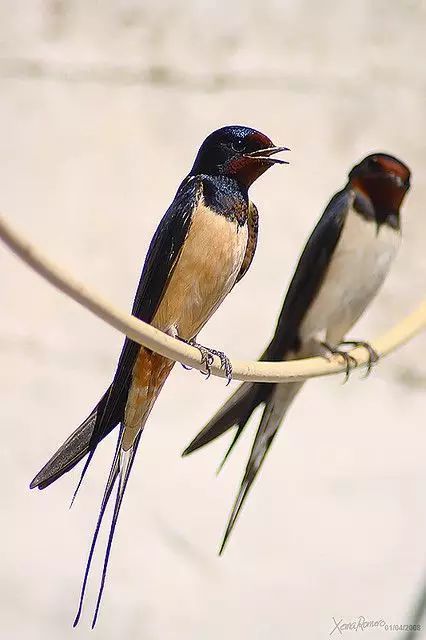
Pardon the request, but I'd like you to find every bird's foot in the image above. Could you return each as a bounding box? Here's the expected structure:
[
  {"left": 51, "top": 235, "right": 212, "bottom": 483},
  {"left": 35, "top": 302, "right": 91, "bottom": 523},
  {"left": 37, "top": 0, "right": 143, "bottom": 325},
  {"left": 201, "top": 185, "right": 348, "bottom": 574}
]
[
  {"left": 338, "top": 341, "right": 379, "bottom": 378},
  {"left": 320, "top": 341, "right": 358, "bottom": 383},
  {"left": 182, "top": 339, "right": 233, "bottom": 384}
]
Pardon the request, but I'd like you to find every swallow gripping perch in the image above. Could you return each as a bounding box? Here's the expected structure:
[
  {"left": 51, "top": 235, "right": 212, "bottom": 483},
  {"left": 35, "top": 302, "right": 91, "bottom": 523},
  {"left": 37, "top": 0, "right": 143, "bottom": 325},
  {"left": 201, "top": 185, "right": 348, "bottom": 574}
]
[
  {"left": 184, "top": 152, "right": 411, "bottom": 553},
  {"left": 29, "top": 125, "right": 288, "bottom": 626}
]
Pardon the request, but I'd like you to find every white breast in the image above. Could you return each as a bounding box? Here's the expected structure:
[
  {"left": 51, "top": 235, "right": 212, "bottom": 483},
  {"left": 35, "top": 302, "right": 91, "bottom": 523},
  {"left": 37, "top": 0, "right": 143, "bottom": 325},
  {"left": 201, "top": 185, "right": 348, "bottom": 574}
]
[
  {"left": 300, "top": 208, "right": 400, "bottom": 346},
  {"left": 153, "top": 201, "right": 248, "bottom": 340}
]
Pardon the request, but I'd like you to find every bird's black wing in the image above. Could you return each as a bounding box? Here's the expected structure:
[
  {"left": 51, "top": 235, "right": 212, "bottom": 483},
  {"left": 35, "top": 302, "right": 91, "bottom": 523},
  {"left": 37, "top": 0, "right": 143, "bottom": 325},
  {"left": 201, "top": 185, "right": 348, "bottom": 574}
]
[
  {"left": 216, "top": 188, "right": 354, "bottom": 551},
  {"left": 184, "top": 187, "right": 354, "bottom": 552},
  {"left": 265, "top": 187, "right": 353, "bottom": 360},
  {"left": 31, "top": 175, "right": 203, "bottom": 490},
  {"left": 93, "top": 174, "right": 204, "bottom": 441}
]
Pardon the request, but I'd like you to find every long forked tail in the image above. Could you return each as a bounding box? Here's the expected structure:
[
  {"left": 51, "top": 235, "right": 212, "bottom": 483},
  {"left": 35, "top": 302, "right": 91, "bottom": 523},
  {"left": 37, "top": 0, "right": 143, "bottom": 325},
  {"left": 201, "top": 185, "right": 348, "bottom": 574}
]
[
  {"left": 73, "top": 349, "right": 174, "bottom": 628},
  {"left": 73, "top": 427, "right": 142, "bottom": 629},
  {"left": 219, "top": 380, "right": 303, "bottom": 553},
  {"left": 183, "top": 377, "right": 304, "bottom": 553}
]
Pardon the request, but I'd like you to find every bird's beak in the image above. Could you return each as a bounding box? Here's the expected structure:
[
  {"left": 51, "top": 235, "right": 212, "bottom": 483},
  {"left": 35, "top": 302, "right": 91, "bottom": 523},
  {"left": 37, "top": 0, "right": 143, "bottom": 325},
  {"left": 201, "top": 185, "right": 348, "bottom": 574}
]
[{"left": 244, "top": 146, "right": 290, "bottom": 165}]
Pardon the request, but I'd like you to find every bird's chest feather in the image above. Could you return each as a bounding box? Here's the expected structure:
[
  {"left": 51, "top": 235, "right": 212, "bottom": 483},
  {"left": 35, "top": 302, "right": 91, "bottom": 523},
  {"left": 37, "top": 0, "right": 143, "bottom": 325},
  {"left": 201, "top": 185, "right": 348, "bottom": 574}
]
[
  {"left": 153, "top": 202, "right": 248, "bottom": 338},
  {"left": 303, "top": 208, "right": 400, "bottom": 336}
]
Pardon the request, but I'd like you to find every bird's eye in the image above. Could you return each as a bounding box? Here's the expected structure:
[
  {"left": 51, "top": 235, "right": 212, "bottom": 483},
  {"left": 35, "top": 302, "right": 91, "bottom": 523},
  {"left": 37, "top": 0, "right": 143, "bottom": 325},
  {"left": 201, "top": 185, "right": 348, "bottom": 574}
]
[
  {"left": 369, "top": 157, "right": 380, "bottom": 170},
  {"left": 231, "top": 139, "right": 245, "bottom": 153}
]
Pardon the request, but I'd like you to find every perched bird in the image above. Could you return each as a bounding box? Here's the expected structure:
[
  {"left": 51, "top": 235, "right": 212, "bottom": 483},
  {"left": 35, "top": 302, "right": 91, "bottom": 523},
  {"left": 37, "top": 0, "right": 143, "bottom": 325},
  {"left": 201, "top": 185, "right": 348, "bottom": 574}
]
[
  {"left": 29, "top": 125, "right": 288, "bottom": 626},
  {"left": 183, "top": 152, "right": 411, "bottom": 553}
]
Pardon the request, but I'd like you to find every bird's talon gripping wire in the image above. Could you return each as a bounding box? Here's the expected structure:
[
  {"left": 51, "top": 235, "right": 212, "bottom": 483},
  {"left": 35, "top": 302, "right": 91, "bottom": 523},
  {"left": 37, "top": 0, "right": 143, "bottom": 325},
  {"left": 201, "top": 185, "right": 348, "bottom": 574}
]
[
  {"left": 321, "top": 342, "right": 358, "bottom": 383},
  {"left": 182, "top": 340, "right": 233, "bottom": 383},
  {"left": 204, "top": 347, "right": 233, "bottom": 385},
  {"left": 339, "top": 340, "right": 379, "bottom": 378}
]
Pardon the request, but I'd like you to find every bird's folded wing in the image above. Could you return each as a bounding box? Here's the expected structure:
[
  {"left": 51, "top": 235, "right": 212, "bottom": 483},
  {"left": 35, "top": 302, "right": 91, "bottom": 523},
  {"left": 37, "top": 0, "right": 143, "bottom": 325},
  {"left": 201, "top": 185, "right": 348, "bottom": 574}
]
[
  {"left": 30, "top": 175, "right": 204, "bottom": 489},
  {"left": 266, "top": 188, "right": 353, "bottom": 360}
]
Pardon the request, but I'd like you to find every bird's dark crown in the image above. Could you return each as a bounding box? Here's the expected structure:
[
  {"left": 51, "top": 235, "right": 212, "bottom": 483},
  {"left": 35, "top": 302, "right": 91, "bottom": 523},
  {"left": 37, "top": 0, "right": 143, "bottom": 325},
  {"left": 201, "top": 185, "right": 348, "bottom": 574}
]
[
  {"left": 190, "top": 125, "right": 288, "bottom": 189},
  {"left": 349, "top": 152, "right": 411, "bottom": 215}
]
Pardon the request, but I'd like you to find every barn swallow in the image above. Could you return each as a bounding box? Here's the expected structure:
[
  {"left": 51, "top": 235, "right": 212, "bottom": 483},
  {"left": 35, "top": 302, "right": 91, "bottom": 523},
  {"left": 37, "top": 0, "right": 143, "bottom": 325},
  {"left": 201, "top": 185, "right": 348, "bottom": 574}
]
[
  {"left": 29, "top": 125, "right": 288, "bottom": 626},
  {"left": 183, "top": 153, "right": 411, "bottom": 553}
]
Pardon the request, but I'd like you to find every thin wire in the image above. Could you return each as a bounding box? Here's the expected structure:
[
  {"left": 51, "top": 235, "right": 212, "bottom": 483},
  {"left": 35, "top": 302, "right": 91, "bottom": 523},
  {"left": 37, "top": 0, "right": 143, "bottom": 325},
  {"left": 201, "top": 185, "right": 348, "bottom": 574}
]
[{"left": 1, "top": 213, "right": 425, "bottom": 383}]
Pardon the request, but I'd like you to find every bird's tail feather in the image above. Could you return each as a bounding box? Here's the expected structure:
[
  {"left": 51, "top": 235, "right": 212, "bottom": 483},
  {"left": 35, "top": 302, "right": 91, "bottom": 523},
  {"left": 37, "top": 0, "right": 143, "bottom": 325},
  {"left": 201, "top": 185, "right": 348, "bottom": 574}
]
[
  {"left": 219, "top": 380, "right": 304, "bottom": 553},
  {"left": 29, "top": 383, "right": 126, "bottom": 491},
  {"left": 30, "top": 405, "right": 99, "bottom": 491},
  {"left": 91, "top": 444, "right": 139, "bottom": 628},
  {"left": 182, "top": 381, "right": 271, "bottom": 463},
  {"left": 73, "top": 352, "right": 174, "bottom": 627},
  {"left": 72, "top": 429, "right": 121, "bottom": 627},
  {"left": 73, "top": 427, "right": 143, "bottom": 628}
]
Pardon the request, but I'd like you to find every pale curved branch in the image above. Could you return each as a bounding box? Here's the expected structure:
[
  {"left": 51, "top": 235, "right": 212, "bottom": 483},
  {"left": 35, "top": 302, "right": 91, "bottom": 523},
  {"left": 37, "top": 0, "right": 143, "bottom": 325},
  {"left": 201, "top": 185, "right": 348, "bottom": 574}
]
[{"left": 1, "top": 214, "right": 425, "bottom": 383}]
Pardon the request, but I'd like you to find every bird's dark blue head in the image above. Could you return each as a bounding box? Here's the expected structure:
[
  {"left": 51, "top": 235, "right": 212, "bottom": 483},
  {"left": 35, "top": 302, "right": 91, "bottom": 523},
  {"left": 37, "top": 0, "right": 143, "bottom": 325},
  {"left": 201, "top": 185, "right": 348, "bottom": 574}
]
[{"left": 190, "top": 125, "right": 289, "bottom": 188}]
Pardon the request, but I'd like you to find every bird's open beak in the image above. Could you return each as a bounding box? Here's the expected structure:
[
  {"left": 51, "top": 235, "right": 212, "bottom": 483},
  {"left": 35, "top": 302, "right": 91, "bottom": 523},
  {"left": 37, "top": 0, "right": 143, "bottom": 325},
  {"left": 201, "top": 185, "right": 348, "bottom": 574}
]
[{"left": 244, "top": 146, "right": 290, "bottom": 165}]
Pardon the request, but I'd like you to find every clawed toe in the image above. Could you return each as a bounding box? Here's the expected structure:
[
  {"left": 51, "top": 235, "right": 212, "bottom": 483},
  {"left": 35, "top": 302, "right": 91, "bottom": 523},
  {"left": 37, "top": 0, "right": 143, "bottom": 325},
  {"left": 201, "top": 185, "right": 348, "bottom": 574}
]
[
  {"left": 186, "top": 340, "right": 232, "bottom": 384},
  {"left": 203, "top": 348, "right": 233, "bottom": 385},
  {"left": 339, "top": 341, "right": 379, "bottom": 378},
  {"left": 321, "top": 342, "right": 357, "bottom": 383},
  {"left": 195, "top": 345, "right": 215, "bottom": 379}
]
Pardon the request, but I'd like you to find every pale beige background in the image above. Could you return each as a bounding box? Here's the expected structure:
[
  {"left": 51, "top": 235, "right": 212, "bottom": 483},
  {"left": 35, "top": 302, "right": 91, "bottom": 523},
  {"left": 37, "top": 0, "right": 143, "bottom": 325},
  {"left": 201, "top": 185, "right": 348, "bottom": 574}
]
[{"left": 1, "top": 1, "right": 425, "bottom": 638}]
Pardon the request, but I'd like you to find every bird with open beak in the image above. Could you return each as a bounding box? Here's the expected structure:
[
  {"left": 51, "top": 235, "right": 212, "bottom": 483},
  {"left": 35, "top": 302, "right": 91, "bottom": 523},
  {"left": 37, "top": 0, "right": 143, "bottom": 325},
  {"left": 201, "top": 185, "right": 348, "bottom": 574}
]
[
  {"left": 183, "top": 152, "right": 411, "bottom": 554},
  {"left": 29, "top": 125, "right": 288, "bottom": 626}
]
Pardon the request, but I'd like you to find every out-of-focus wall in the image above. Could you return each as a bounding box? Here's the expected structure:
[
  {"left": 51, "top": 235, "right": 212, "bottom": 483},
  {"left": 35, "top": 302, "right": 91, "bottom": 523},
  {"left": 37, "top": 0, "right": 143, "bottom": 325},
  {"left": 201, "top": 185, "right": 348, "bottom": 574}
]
[{"left": 1, "top": 2, "right": 425, "bottom": 638}]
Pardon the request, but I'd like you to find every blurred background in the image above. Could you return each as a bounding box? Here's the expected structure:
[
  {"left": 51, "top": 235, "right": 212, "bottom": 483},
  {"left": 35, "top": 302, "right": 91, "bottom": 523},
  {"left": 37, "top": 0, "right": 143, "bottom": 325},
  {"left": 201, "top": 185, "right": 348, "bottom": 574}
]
[{"left": 1, "top": 1, "right": 425, "bottom": 638}]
